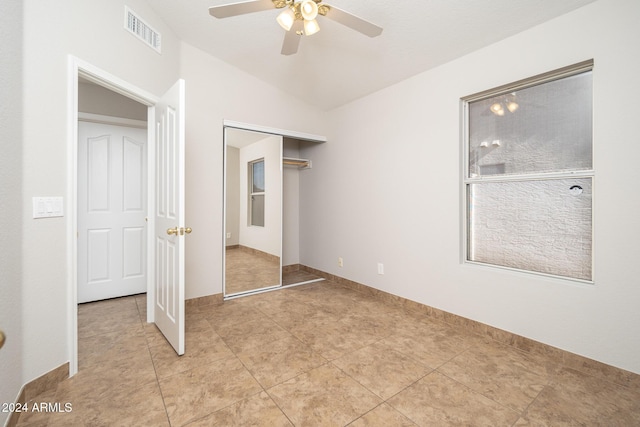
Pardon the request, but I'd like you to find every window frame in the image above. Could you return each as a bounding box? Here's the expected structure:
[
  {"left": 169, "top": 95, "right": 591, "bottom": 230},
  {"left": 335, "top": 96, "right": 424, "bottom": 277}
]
[{"left": 460, "top": 60, "right": 595, "bottom": 283}]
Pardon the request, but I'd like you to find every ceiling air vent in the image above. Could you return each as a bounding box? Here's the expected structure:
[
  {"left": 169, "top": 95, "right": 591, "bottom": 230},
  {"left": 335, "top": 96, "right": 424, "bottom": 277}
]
[{"left": 124, "top": 6, "right": 161, "bottom": 53}]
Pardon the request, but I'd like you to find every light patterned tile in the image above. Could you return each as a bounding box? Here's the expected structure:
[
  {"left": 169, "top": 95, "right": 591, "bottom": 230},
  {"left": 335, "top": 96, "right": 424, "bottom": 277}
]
[
  {"left": 267, "top": 306, "right": 338, "bottom": 332},
  {"left": 14, "top": 388, "right": 58, "bottom": 427},
  {"left": 149, "top": 332, "right": 234, "bottom": 379},
  {"left": 201, "top": 302, "right": 269, "bottom": 330},
  {"left": 518, "top": 367, "right": 640, "bottom": 426},
  {"left": 77, "top": 302, "right": 142, "bottom": 339},
  {"left": 143, "top": 322, "right": 169, "bottom": 348},
  {"left": 224, "top": 247, "right": 280, "bottom": 295},
  {"left": 236, "top": 335, "right": 326, "bottom": 388},
  {"left": 48, "top": 382, "right": 169, "bottom": 427},
  {"left": 78, "top": 323, "right": 148, "bottom": 370},
  {"left": 268, "top": 364, "right": 382, "bottom": 426},
  {"left": 349, "top": 403, "right": 418, "bottom": 427},
  {"left": 134, "top": 294, "right": 147, "bottom": 321},
  {"left": 77, "top": 295, "right": 138, "bottom": 318},
  {"left": 332, "top": 341, "right": 431, "bottom": 400},
  {"left": 387, "top": 371, "right": 520, "bottom": 426},
  {"left": 437, "top": 340, "right": 554, "bottom": 412},
  {"left": 159, "top": 356, "right": 262, "bottom": 426},
  {"left": 291, "top": 315, "right": 386, "bottom": 361},
  {"left": 55, "top": 349, "right": 157, "bottom": 405},
  {"left": 215, "top": 316, "right": 293, "bottom": 353},
  {"left": 380, "top": 324, "right": 468, "bottom": 369},
  {"left": 185, "top": 391, "right": 292, "bottom": 427}
]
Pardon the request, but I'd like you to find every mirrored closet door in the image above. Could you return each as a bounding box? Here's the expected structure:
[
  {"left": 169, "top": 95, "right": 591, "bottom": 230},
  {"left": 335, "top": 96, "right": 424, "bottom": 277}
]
[
  {"left": 223, "top": 124, "right": 326, "bottom": 298},
  {"left": 224, "top": 128, "right": 283, "bottom": 296}
]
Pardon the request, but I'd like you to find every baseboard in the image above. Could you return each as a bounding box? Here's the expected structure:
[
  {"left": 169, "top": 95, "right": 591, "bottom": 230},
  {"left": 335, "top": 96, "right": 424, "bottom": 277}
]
[
  {"left": 236, "top": 245, "right": 280, "bottom": 263},
  {"left": 298, "top": 265, "right": 640, "bottom": 392},
  {"left": 186, "top": 293, "right": 223, "bottom": 308},
  {"left": 6, "top": 363, "right": 69, "bottom": 427},
  {"left": 282, "top": 263, "right": 302, "bottom": 274}
]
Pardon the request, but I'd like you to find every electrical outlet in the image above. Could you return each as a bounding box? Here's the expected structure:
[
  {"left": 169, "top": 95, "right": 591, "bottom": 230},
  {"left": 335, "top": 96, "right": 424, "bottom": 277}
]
[
  {"left": 226, "top": 233, "right": 231, "bottom": 239},
  {"left": 377, "top": 263, "right": 384, "bottom": 275},
  {"left": 338, "top": 257, "right": 343, "bottom": 267}
]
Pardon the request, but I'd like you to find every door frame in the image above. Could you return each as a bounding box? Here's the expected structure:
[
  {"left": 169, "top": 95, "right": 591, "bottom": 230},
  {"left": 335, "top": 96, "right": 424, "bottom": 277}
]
[{"left": 67, "top": 56, "right": 159, "bottom": 376}]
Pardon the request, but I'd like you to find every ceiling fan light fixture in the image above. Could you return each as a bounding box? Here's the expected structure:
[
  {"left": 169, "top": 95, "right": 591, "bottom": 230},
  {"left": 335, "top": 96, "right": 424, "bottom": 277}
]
[
  {"left": 304, "top": 18, "right": 320, "bottom": 35},
  {"left": 506, "top": 101, "right": 519, "bottom": 113},
  {"left": 300, "top": 0, "right": 318, "bottom": 20},
  {"left": 209, "top": 0, "right": 383, "bottom": 55},
  {"left": 277, "top": 7, "right": 296, "bottom": 31}
]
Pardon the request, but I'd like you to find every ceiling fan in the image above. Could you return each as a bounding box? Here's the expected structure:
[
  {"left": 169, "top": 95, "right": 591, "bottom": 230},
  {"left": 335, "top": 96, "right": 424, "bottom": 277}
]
[{"left": 209, "top": 0, "right": 383, "bottom": 55}]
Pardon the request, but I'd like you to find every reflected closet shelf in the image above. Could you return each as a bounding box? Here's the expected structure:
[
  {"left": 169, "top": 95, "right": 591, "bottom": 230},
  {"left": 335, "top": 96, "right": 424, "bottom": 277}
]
[{"left": 283, "top": 157, "right": 311, "bottom": 169}]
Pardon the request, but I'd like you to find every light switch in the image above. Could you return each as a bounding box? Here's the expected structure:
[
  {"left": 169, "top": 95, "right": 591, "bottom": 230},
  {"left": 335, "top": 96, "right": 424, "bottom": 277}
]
[{"left": 33, "top": 197, "right": 64, "bottom": 218}]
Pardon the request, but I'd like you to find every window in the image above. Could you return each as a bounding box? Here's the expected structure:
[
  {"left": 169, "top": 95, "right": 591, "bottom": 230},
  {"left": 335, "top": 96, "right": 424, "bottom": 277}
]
[
  {"left": 249, "top": 159, "right": 265, "bottom": 227},
  {"left": 462, "top": 61, "right": 594, "bottom": 281}
]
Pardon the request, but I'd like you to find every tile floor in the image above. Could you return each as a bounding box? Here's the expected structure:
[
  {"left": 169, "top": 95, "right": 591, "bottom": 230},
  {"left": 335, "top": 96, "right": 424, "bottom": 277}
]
[
  {"left": 224, "top": 248, "right": 322, "bottom": 295},
  {"left": 225, "top": 247, "right": 280, "bottom": 295},
  {"left": 16, "top": 281, "right": 640, "bottom": 426}
]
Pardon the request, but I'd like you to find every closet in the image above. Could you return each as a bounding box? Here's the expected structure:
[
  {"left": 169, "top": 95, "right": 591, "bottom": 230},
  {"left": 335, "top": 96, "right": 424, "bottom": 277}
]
[{"left": 223, "top": 122, "right": 325, "bottom": 298}]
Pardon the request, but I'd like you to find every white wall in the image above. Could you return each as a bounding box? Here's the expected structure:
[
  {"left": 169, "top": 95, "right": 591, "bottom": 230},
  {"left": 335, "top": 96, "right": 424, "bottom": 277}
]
[
  {"left": 21, "top": 0, "right": 180, "bottom": 389},
  {"left": 0, "top": 1, "right": 24, "bottom": 424},
  {"left": 300, "top": 0, "right": 640, "bottom": 374},
  {"left": 238, "top": 136, "right": 282, "bottom": 256},
  {"left": 78, "top": 81, "right": 147, "bottom": 120},
  {"left": 180, "top": 42, "right": 327, "bottom": 299},
  {"left": 225, "top": 146, "right": 240, "bottom": 247}
]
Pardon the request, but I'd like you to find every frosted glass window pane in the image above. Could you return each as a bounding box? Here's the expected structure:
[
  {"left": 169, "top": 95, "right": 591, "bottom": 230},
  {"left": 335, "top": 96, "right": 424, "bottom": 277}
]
[
  {"left": 250, "top": 194, "right": 265, "bottom": 227},
  {"left": 468, "top": 178, "right": 592, "bottom": 280},
  {"left": 468, "top": 72, "right": 592, "bottom": 177}
]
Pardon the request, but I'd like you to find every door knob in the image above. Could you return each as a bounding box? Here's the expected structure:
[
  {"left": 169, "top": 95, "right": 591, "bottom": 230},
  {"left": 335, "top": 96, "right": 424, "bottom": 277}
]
[
  {"left": 180, "top": 227, "right": 192, "bottom": 235},
  {"left": 0, "top": 330, "right": 5, "bottom": 350},
  {"left": 167, "top": 227, "right": 179, "bottom": 235}
]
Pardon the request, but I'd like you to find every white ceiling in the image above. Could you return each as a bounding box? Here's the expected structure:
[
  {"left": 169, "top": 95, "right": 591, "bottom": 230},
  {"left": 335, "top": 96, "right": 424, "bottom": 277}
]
[{"left": 146, "top": 0, "right": 597, "bottom": 110}]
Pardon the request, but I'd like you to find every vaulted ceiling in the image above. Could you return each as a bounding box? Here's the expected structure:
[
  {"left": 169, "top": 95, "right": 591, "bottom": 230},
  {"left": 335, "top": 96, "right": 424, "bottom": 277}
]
[{"left": 146, "top": 0, "right": 597, "bottom": 110}]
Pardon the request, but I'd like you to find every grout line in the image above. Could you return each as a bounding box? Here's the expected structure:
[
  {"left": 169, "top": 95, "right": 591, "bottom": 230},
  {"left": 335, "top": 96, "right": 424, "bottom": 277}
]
[
  {"left": 139, "top": 310, "right": 172, "bottom": 427},
  {"left": 434, "top": 370, "right": 523, "bottom": 419}
]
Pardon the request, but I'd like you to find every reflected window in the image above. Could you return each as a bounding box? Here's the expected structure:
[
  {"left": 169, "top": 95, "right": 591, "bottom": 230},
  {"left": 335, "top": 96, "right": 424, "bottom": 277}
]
[
  {"left": 463, "top": 61, "right": 593, "bottom": 281},
  {"left": 249, "top": 159, "right": 265, "bottom": 226}
]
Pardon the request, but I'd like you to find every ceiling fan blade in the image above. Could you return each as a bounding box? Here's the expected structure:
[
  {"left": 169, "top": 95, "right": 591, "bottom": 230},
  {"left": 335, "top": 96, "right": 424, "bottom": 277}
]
[
  {"left": 209, "top": 0, "right": 274, "bottom": 19},
  {"left": 325, "top": 6, "right": 383, "bottom": 37},
  {"left": 281, "top": 21, "right": 303, "bottom": 55}
]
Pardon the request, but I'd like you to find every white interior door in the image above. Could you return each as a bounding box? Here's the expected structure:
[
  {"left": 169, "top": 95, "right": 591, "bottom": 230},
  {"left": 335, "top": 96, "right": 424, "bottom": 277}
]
[
  {"left": 154, "top": 79, "right": 186, "bottom": 355},
  {"left": 77, "top": 121, "right": 147, "bottom": 303}
]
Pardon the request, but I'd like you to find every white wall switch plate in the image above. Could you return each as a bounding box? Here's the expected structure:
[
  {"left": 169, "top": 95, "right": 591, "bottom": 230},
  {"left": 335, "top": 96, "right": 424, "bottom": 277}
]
[{"left": 33, "top": 197, "right": 64, "bottom": 219}]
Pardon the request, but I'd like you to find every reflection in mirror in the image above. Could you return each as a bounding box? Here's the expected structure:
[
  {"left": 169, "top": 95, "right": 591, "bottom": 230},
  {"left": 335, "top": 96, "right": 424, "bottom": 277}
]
[{"left": 224, "top": 128, "right": 282, "bottom": 296}]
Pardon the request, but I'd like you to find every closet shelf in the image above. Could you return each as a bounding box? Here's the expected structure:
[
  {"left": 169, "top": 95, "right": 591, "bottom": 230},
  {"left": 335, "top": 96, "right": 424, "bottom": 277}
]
[{"left": 283, "top": 157, "right": 311, "bottom": 169}]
